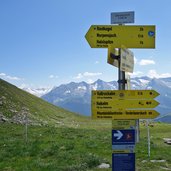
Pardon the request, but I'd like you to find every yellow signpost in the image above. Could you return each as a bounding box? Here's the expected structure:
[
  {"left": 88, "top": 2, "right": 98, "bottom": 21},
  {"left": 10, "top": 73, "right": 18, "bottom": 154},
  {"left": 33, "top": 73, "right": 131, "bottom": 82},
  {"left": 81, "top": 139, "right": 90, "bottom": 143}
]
[
  {"left": 107, "top": 47, "right": 119, "bottom": 68},
  {"left": 92, "top": 99, "right": 159, "bottom": 109},
  {"left": 92, "top": 90, "right": 159, "bottom": 100},
  {"left": 91, "top": 90, "right": 160, "bottom": 119},
  {"left": 120, "top": 48, "right": 134, "bottom": 73},
  {"left": 85, "top": 12, "right": 158, "bottom": 171},
  {"left": 85, "top": 12, "right": 159, "bottom": 171},
  {"left": 107, "top": 46, "right": 134, "bottom": 73},
  {"left": 92, "top": 109, "right": 159, "bottom": 119},
  {"left": 112, "top": 120, "right": 136, "bottom": 129},
  {"left": 85, "top": 25, "right": 155, "bottom": 48}
]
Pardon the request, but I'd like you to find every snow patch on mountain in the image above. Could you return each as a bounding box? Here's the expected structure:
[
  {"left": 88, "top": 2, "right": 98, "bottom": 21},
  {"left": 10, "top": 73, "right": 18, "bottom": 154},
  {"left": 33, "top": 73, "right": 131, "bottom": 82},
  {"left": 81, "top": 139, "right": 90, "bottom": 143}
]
[
  {"left": 91, "top": 83, "right": 98, "bottom": 90},
  {"left": 107, "top": 83, "right": 117, "bottom": 90},
  {"left": 77, "top": 86, "right": 87, "bottom": 91},
  {"left": 64, "top": 90, "right": 71, "bottom": 95},
  {"left": 146, "top": 86, "right": 152, "bottom": 90},
  {"left": 54, "top": 98, "right": 64, "bottom": 103},
  {"left": 139, "top": 79, "right": 150, "bottom": 85},
  {"left": 22, "top": 87, "right": 52, "bottom": 97}
]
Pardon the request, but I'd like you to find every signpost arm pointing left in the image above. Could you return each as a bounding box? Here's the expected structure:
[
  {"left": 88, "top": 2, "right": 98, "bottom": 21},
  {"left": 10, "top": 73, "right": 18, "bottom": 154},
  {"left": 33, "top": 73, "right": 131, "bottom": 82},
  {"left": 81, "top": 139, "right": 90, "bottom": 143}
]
[{"left": 85, "top": 26, "right": 94, "bottom": 48}]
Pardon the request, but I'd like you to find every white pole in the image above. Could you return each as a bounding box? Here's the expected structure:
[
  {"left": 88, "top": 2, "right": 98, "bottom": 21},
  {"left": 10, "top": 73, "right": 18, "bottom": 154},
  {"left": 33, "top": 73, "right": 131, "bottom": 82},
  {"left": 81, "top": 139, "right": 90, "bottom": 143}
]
[
  {"left": 146, "top": 119, "right": 150, "bottom": 158},
  {"left": 25, "top": 112, "right": 28, "bottom": 143}
]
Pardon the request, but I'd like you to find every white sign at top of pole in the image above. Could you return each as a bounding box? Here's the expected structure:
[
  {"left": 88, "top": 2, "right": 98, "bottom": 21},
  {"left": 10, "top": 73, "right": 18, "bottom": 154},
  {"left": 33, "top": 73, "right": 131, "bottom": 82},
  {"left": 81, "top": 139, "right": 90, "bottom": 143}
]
[{"left": 111, "top": 11, "right": 135, "bottom": 24}]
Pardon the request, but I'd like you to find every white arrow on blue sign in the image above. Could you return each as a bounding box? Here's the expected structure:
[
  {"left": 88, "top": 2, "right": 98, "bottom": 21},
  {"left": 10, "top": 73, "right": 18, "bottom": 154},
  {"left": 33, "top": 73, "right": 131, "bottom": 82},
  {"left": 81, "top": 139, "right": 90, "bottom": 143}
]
[
  {"left": 112, "top": 129, "right": 135, "bottom": 145},
  {"left": 114, "top": 130, "right": 123, "bottom": 140}
]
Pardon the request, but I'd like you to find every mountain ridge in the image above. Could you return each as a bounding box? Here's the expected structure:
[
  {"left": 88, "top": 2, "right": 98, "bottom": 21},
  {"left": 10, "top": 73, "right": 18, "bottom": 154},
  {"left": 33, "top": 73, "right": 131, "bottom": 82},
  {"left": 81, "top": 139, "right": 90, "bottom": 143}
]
[{"left": 42, "top": 76, "right": 171, "bottom": 119}]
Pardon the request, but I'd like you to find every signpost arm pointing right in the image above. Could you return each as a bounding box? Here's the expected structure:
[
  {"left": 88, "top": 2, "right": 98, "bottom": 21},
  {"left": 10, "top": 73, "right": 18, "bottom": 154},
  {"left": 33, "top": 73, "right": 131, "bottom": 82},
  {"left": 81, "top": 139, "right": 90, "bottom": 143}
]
[{"left": 114, "top": 130, "right": 123, "bottom": 140}]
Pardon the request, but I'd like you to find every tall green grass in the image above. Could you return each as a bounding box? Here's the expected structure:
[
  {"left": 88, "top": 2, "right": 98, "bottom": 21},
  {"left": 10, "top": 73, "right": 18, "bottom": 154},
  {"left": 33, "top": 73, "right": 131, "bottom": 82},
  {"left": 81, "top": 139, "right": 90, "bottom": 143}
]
[{"left": 0, "top": 122, "right": 171, "bottom": 171}]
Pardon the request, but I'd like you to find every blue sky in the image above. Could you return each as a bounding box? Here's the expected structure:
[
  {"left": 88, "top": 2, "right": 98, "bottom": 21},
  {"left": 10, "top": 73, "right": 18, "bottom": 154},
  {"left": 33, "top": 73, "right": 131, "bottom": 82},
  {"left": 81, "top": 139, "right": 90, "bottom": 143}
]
[{"left": 0, "top": 0, "right": 171, "bottom": 89}]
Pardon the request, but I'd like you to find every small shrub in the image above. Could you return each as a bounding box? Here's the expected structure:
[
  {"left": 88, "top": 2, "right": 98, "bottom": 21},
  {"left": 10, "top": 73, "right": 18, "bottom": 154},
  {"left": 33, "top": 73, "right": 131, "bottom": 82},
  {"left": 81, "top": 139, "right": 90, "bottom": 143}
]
[{"left": 82, "top": 153, "right": 101, "bottom": 168}]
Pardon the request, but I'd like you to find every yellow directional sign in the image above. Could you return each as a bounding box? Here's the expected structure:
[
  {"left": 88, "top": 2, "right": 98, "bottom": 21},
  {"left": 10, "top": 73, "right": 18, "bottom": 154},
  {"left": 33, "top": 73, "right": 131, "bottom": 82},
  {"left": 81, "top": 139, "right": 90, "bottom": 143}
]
[
  {"left": 92, "top": 99, "right": 159, "bottom": 109},
  {"left": 92, "top": 109, "right": 159, "bottom": 119},
  {"left": 107, "top": 46, "right": 134, "bottom": 73},
  {"left": 120, "top": 48, "right": 134, "bottom": 73},
  {"left": 112, "top": 120, "right": 136, "bottom": 129},
  {"left": 107, "top": 47, "right": 119, "bottom": 68},
  {"left": 85, "top": 25, "right": 155, "bottom": 48},
  {"left": 92, "top": 90, "right": 159, "bottom": 100}
]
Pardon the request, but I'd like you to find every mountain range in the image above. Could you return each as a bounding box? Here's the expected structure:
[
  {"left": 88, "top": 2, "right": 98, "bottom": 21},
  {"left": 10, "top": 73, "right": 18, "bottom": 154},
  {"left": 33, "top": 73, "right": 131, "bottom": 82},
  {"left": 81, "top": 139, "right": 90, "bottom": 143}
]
[
  {"left": 41, "top": 76, "right": 171, "bottom": 118},
  {"left": 21, "top": 87, "right": 52, "bottom": 97}
]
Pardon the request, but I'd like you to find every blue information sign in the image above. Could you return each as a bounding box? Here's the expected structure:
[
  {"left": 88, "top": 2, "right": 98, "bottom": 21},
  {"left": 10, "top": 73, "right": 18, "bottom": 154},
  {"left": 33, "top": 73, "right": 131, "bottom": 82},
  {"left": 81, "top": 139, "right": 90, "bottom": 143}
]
[
  {"left": 112, "top": 153, "right": 135, "bottom": 171},
  {"left": 112, "top": 144, "right": 135, "bottom": 151},
  {"left": 112, "top": 129, "right": 135, "bottom": 145}
]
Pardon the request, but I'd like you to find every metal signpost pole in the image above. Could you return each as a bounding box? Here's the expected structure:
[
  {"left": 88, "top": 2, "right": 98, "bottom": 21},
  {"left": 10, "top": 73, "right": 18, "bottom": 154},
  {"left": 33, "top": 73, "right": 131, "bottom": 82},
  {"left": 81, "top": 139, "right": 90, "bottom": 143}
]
[
  {"left": 25, "top": 111, "right": 28, "bottom": 143},
  {"left": 118, "top": 48, "right": 126, "bottom": 90},
  {"left": 146, "top": 119, "right": 151, "bottom": 158},
  {"left": 112, "top": 12, "right": 135, "bottom": 171}
]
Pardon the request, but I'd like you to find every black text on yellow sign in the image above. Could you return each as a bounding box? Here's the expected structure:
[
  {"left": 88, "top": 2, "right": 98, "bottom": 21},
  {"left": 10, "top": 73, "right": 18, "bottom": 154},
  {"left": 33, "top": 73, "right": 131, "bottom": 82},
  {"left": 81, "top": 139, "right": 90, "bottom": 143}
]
[
  {"left": 92, "top": 109, "right": 159, "bottom": 119},
  {"left": 92, "top": 99, "right": 159, "bottom": 109},
  {"left": 92, "top": 90, "right": 159, "bottom": 100},
  {"left": 85, "top": 25, "right": 155, "bottom": 48},
  {"left": 112, "top": 120, "right": 136, "bottom": 129}
]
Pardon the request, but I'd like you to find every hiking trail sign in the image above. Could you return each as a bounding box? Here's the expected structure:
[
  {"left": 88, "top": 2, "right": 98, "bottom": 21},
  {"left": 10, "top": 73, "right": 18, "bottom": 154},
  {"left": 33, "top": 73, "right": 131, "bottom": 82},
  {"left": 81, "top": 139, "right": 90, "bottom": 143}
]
[
  {"left": 85, "top": 25, "right": 155, "bottom": 48},
  {"left": 91, "top": 90, "right": 159, "bottom": 119},
  {"left": 107, "top": 47, "right": 134, "bottom": 73},
  {"left": 92, "top": 109, "right": 159, "bottom": 119},
  {"left": 92, "top": 90, "right": 159, "bottom": 100}
]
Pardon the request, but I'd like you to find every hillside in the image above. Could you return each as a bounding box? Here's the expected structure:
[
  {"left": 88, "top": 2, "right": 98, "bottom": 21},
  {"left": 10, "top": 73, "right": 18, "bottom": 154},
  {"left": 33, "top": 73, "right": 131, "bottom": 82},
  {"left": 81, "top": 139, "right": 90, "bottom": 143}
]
[
  {"left": 156, "top": 113, "right": 171, "bottom": 123},
  {"left": 0, "top": 79, "right": 89, "bottom": 127}
]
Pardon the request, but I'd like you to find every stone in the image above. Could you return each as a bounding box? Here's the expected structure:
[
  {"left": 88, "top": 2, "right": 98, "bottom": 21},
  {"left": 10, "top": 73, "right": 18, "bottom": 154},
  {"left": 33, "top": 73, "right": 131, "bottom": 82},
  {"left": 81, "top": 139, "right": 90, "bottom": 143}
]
[
  {"left": 163, "top": 138, "right": 171, "bottom": 145},
  {"left": 150, "top": 160, "right": 166, "bottom": 163},
  {"left": 98, "top": 163, "right": 110, "bottom": 169}
]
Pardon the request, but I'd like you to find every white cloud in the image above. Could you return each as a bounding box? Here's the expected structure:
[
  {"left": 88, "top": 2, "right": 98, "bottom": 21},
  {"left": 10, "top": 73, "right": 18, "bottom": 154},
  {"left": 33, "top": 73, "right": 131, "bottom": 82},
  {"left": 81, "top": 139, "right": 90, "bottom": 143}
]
[
  {"left": 87, "top": 79, "right": 94, "bottom": 84},
  {"left": 49, "top": 75, "right": 58, "bottom": 79},
  {"left": 129, "top": 71, "right": 143, "bottom": 77},
  {"left": 74, "top": 72, "right": 102, "bottom": 79},
  {"left": 95, "top": 61, "right": 99, "bottom": 64},
  {"left": 19, "top": 83, "right": 28, "bottom": 89},
  {"left": 0, "top": 73, "right": 6, "bottom": 76},
  {"left": 0, "top": 73, "right": 21, "bottom": 80},
  {"left": 148, "top": 70, "right": 171, "bottom": 78},
  {"left": 134, "top": 57, "right": 138, "bottom": 64},
  {"left": 84, "top": 72, "right": 102, "bottom": 77},
  {"left": 7, "top": 76, "right": 21, "bottom": 80},
  {"left": 74, "top": 73, "right": 83, "bottom": 79},
  {"left": 139, "top": 59, "right": 155, "bottom": 66}
]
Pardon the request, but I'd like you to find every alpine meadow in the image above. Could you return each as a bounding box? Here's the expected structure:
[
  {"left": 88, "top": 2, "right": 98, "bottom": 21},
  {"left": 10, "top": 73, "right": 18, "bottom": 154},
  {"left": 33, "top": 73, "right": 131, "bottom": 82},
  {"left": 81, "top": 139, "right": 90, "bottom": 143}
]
[{"left": 1, "top": 79, "right": 171, "bottom": 171}]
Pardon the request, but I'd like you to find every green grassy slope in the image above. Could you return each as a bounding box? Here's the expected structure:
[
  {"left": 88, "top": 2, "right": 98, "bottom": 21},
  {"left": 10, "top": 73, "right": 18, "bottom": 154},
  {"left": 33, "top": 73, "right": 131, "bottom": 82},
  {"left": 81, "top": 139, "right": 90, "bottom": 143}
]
[
  {"left": 136, "top": 122, "right": 171, "bottom": 170},
  {"left": 0, "top": 79, "right": 111, "bottom": 129},
  {"left": 0, "top": 79, "right": 90, "bottom": 127},
  {"left": 0, "top": 122, "right": 171, "bottom": 171}
]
